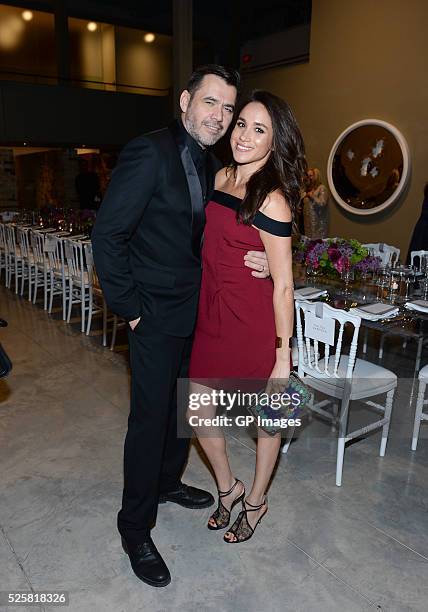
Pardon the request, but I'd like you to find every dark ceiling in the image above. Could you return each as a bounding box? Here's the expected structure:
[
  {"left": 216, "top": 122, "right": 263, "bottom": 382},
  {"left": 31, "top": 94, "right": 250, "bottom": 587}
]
[
  {"left": 87, "top": 0, "right": 311, "bottom": 35},
  {"left": 81, "top": 0, "right": 312, "bottom": 66}
]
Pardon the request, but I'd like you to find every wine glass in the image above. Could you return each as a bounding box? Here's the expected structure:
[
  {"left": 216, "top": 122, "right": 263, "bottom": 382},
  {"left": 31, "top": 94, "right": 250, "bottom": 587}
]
[
  {"left": 403, "top": 266, "right": 415, "bottom": 301},
  {"left": 375, "top": 266, "right": 391, "bottom": 301},
  {"left": 341, "top": 266, "right": 354, "bottom": 296},
  {"left": 306, "top": 263, "right": 315, "bottom": 287}
]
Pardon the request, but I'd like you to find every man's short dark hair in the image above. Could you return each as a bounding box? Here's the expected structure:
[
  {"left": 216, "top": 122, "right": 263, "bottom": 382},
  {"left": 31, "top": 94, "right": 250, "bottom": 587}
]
[{"left": 186, "top": 64, "right": 240, "bottom": 98}]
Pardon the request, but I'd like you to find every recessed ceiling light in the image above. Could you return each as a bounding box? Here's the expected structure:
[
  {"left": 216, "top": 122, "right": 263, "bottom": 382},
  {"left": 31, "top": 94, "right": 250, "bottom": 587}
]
[
  {"left": 144, "top": 33, "right": 155, "bottom": 43},
  {"left": 87, "top": 22, "right": 98, "bottom": 32},
  {"left": 22, "top": 10, "right": 33, "bottom": 22}
]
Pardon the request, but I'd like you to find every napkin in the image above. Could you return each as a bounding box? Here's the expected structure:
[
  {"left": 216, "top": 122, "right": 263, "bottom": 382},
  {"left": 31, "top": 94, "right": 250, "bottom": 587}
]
[
  {"left": 294, "top": 287, "right": 328, "bottom": 300},
  {"left": 350, "top": 302, "right": 399, "bottom": 320},
  {"left": 405, "top": 300, "right": 428, "bottom": 314}
]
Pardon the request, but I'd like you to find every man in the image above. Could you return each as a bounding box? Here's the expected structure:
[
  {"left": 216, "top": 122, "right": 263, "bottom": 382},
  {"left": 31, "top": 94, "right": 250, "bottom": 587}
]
[{"left": 92, "top": 65, "right": 270, "bottom": 587}]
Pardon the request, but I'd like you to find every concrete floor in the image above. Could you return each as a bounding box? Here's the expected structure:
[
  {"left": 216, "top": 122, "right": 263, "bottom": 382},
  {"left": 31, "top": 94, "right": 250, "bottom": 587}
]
[{"left": 1, "top": 284, "right": 428, "bottom": 612}]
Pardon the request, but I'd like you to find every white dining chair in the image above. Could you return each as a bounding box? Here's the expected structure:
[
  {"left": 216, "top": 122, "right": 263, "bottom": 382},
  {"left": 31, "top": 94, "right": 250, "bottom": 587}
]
[
  {"left": 16, "top": 227, "right": 33, "bottom": 300},
  {"left": 411, "top": 364, "right": 428, "bottom": 451},
  {"left": 29, "top": 230, "right": 49, "bottom": 309},
  {"left": 4, "top": 224, "right": 25, "bottom": 293},
  {"left": 44, "top": 234, "right": 69, "bottom": 319},
  {"left": 64, "top": 239, "right": 89, "bottom": 333},
  {"left": 363, "top": 243, "right": 400, "bottom": 267},
  {"left": 0, "top": 223, "right": 8, "bottom": 283},
  {"left": 284, "top": 299, "right": 397, "bottom": 486},
  {"left": 410, "top": 250, "right": 428, "bottom": 273},
  {"left": 84, "top": 242, "right": 107, "bottom": 345}
]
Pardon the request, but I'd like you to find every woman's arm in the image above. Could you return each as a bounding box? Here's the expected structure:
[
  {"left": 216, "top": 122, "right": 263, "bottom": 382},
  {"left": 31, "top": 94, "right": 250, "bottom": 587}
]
[{"left": 258, "top": 191, "right": 294, "bottom": 379}]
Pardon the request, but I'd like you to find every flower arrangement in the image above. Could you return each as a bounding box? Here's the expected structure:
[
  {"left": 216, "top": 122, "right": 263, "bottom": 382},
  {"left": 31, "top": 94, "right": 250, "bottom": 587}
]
[{"left": 294, "top": 237, "right": 381, "bottom": 277}]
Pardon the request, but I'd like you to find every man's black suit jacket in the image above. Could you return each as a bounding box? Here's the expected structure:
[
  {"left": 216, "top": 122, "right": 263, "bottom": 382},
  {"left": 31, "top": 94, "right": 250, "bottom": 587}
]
[{"left": 92, "top": 122, "right": 221, "bottom": 337}]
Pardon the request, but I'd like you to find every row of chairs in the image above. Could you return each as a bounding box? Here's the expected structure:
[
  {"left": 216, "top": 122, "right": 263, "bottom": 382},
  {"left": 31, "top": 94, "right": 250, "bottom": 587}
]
[{"left": 0, "top": 223, "right": 108, "bottom": 345}]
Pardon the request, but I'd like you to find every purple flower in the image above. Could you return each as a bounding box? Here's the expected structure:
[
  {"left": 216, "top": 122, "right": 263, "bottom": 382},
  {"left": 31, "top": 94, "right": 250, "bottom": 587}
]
[
  {"left": 338, "top": 244, "right": 353, "bottom": 258},
  {"left": 334, "top": 256, "right": 350, "bottom": 274},
  {"left": 327, "top": 246, "right": 340, "bottom": 264}
]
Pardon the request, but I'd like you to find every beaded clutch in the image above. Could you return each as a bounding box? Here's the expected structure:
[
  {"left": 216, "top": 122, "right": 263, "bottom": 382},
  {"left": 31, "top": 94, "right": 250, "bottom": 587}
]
[{"left": 246, "top": 371, "right": 311, "bottom": 436}]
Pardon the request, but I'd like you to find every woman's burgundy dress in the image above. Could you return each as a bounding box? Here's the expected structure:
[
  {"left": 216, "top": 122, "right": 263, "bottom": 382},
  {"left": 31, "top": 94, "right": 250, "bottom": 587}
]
[{"left": 189, "top": 190, "right": 291, "bottom": 383}]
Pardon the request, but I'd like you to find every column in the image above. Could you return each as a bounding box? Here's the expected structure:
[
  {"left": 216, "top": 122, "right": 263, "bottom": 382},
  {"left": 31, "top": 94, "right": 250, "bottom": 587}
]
[
  {"left": 53, "top": 0, "right": 71, "bottom": 84},
  {"left": 172, "top": 0, "right": 193, "bottom": 118}
]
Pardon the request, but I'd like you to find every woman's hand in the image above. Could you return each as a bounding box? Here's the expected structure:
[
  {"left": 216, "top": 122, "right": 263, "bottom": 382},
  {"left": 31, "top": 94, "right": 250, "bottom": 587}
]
[
  {"left": 265, "top": 358, "right": 291, "bottom": 397},
  {"left": 244, "top": 250, "right": 270, "bottom": 278}
]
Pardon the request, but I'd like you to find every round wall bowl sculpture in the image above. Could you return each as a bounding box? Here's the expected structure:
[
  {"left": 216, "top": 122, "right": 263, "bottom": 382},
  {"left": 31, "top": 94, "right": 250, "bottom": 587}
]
[{"left": 327, "top": 119, "right": 410, "bottom": 216}]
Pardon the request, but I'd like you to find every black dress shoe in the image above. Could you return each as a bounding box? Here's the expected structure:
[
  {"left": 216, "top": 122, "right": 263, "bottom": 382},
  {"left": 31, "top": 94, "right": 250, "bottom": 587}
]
[
  {"left": 122, "top": 537, "right": 171, "bottom": 587},
  {"left": 158, "top": 482, "right": 214, "bottom": 509}
]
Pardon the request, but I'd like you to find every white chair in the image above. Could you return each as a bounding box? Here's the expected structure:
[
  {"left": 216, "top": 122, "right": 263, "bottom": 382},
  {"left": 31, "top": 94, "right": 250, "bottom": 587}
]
[
  {"left": 16, "top": 227, "right": 33, "bottom": 300},
  {"left": 4, "top": 224, "right": 25, "bottom": 293},
  {"left": 0, "top": 223, "right": 8, "bottom": 283},
  {"left": 410, "top": 250, "right": 428, "bottom": 273},
  {"left": 44, "top": 234, "right": 68, "bottom": 319},
  {"left": 285, "top": 299, "right": 397, "bottom": 486},
  {"left": 411, "top": 364, "right": 428, "bottom": 450},
  {"left": 64, "top": 239, "right": 89, "bottom": 333},
  {"left": 29, "top": 230, "right": 49, "bottom": 309},
  {"left": 84, "top": 242, "right": 107, "bottom": 345},
  {"left": 363, "top": 243, "right": 400, "bottom": 267}
]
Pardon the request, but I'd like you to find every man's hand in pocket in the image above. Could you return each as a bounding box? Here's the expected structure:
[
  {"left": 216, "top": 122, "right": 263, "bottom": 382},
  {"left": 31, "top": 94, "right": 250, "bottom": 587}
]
[{"left": 129, "top": 317, "right": 141, "bottom": 331}]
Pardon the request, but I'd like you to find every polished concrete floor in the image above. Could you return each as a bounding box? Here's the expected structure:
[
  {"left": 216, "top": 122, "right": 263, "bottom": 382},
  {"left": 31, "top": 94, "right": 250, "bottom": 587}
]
[{"left": 1, "top": 284, "right": 428, "bottom": 612}]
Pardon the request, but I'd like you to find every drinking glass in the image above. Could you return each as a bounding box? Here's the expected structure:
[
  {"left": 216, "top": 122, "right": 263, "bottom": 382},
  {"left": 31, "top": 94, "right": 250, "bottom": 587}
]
[
  {"left": 306, "top": 264, "right": 315, "bottom": 286},
  {"left": 403, "top": 267, "right": 416, "bottom": 301},
  {"left": 341, "top": 267, "right": 355, "bottom": 296},
  {"left": 375, "top": 267, "right": 391, "bottom": 301},
  {"left": 419, "top": 277, "right": 428, "bottom": 301}
]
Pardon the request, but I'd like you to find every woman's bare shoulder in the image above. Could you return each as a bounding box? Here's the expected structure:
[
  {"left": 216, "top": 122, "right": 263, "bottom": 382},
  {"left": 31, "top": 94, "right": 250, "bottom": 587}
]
[
  {"left": 260, "top": 190, "right": 292, "bottom": 222},
  {"left": 214, "top": 166, "right": 231, "bottom": 190}
]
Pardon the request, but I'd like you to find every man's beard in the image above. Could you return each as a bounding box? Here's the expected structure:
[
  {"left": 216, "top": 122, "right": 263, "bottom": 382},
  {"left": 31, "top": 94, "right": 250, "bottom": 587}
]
[{"left": 184, "top": 111, "right": 223, "bottom": 147}]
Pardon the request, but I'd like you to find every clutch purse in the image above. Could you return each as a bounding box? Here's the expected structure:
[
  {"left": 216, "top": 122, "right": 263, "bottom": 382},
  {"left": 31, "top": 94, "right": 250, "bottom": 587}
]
[{"left": 246, "top": 371, "right": 311, "bottom": 436}]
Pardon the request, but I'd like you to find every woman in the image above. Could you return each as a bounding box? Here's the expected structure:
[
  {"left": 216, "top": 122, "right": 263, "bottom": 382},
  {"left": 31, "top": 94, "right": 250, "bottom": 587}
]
[
  {"left": 188, "top": 91, "right": 307, "bottom": 543},
  {"left": 302, "top": 168, "right": 329, "bottom": 239}
]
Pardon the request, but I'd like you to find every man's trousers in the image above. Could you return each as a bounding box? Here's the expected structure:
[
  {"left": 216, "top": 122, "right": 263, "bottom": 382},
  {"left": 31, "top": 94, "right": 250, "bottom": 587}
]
[{"left": 117, "top": 325, "right": 193, "bottom": 543}]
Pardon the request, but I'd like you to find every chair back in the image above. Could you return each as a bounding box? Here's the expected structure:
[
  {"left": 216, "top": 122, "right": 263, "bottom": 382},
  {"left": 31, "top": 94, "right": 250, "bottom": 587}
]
[
  {"left": 64, "top": 239, "right": 86, "bottom": 283},
  {"left": 295, "top": 299, "right": 361, "bottom": 380},
  {"left": 30, "top": 230, "right": 46, "bottom": 268},
  {"left": 410, "top": 250, "right": 428, "bottom": 273},
  {"left": 4, "top": 225, "right": 18, "bottom": 255},
  {"left": 17, "top": 227, "right": 31, "bottom": 261},
  {"left": 363, "top": 243, "right": 400, "bottom": 266},
  {"left": 0, "top": 223, "right": 7, "bottom": 251},
  {"left": 44, "top": 235, "right": 66, "bottom": 278},
  {"left": 84, "top": 242, "right": 99, "bottom": 288}
]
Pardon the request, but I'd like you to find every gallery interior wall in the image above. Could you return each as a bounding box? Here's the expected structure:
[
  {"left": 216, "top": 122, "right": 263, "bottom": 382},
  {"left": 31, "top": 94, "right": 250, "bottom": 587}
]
[{"left": 243, "top": 0, "right": 428, "bottom": 257}]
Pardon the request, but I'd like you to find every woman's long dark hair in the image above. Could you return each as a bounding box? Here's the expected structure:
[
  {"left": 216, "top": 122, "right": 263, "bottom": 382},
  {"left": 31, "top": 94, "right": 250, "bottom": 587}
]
[{"left": 231, "top": 90, "right": 307, "bottom": 230}]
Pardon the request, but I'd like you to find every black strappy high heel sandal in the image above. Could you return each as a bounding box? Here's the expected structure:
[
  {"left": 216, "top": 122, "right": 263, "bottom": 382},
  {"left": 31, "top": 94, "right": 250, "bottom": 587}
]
[
  {"left": 207, "top": 478, "right": 245, "bottom": 531},
  {"left": 223, "top": 497, "right": 268, "bottom": 543}
]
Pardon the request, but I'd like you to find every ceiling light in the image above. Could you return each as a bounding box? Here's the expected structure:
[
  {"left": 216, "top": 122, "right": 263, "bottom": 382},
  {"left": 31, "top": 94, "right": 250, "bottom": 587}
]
[
  {"left": 87, "top": 22, "right": 98, "bottom": 32},
  {"left": 22, "top": 10, "right": 33, "bottom": 22},
  {"left": 144, "top": 33, "right": 155, "bottom": 43}
]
